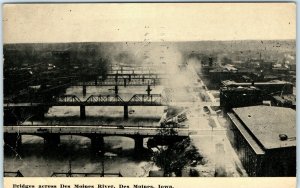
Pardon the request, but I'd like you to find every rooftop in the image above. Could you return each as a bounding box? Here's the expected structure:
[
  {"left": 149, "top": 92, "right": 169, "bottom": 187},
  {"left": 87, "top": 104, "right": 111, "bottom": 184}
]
[
  {"left": 232, "top": 106, "right": 296, "bottom": 150},
  {"left": 222, "top": 80, "right": 293, "bottom": 86},
  {"left": 220, "top": 86, "right": 260, "bottom": 92},
  {"left": 209, "top": 68, "right": 251, "bottom": 73},
  {"left": 228, "top": 113, "right": 265, "bottom": 155},
  {"left": 272, "top": 95, "right": 296, "bottom": 106}
]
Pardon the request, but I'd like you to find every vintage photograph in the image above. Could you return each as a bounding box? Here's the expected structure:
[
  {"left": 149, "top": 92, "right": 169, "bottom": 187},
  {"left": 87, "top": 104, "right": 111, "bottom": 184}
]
[{"left": 3, "top": 3, "right": 296, "bottom": 178}]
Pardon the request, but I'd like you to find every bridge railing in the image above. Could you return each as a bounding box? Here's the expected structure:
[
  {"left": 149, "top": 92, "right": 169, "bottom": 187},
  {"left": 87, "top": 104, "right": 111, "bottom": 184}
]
[
  {"left": 77, "top": 78, "right": 158, "bottom": 86},
  {"left": 85, "top": 95, "right": 125, "bottom": 105},
  {"left": 55, "top": 95, "right": 81, "bottom": 103},
  {"left": 4, "top": 125, "right": 189, "bottom": 136},
  {"left": 4, "top": 170, "right": 24, "bottom": 177},
  {"left": 5, "top": 93, "right": 168, "bottom": 107},
  {"left": 51, "top": 172, "right": 122, "bottom": 177},
  {"left": 128, "top": 94, "right": 163, "bottom": 106}
]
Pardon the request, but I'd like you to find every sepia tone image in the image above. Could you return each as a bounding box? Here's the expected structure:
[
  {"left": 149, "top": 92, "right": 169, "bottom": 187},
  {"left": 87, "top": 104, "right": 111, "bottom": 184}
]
[{"left": 3, "top": 3, "right": 296, "bottom": 178}]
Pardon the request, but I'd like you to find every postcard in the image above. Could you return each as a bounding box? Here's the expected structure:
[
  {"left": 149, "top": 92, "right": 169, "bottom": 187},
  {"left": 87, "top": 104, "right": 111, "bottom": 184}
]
[{"left": 3, "top": 3, "right": 296, "bottom": 188}]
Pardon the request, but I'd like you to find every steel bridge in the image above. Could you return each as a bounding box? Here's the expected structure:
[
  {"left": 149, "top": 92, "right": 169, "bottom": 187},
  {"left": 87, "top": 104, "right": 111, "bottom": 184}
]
[
  {"left": 5, "top": 94, "right": 165, "bottom": 107},
  {"left": 4, "top": 94, "right": 166, "bottom": 119},
  {"left": 69, "top": 73, "right": 166, "bottom": 95},
  {"left": 105, "top": 73, "right": 165, "bottom": 79},
  {"left": 74, "top": 78, "right": 159, "bottom": 86}
]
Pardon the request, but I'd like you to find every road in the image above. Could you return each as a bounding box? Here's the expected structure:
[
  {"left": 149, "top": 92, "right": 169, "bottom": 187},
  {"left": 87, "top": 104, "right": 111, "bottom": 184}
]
[
  {"left": 4, "top": 125, "right": 189, "bottom": 137},
  {"left": 178, "top": 60, "right": 247, "bottom": 177}
]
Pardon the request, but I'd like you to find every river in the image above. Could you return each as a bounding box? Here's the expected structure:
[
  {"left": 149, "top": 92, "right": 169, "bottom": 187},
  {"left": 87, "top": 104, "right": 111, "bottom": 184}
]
[{"left": 4, "top": 86, "right": 164, "bottom": 177}]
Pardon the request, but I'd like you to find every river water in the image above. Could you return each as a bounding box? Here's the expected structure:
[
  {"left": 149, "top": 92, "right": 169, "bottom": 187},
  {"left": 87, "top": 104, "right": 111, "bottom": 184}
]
[{"left": 4, "top": 86, "right": 164, "bottom": 177}]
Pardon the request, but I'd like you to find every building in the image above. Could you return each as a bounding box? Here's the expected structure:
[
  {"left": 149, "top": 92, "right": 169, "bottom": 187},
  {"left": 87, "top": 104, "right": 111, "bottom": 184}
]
[
  {"left": 52, "top": 50, "right": 71, "bottom": 69},
  {"left": 220, "top": 86, "right": 263, "bottom": 111},
  {"left": 209, "top": 67, "right": 252, "bottom": 84},
  {"left": 227, "top": 106, "right": 296, "bottom": 176},
  {"left": 271, "top": 94, "right": 296, "bottom": 109},
  {"left": 222, "top": 80, "right": 293, "bottom": 95}
]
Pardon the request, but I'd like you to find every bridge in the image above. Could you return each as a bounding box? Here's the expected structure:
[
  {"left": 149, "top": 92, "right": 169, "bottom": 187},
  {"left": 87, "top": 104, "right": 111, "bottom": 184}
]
[
  {"left": 4, "top": 94, "right": 167, "bottom": 119},
  {"left": 104, "top": 73, "right": 166, "bottom": 79},
  {"left": 54, "top": 94, "right": 164, "bottom": 106},
  {"left": 4, "top": 125, "right": 189, "bottom": 153},
  {"left": 74, "top": 78, "right": 159, "bottom": 87},
  {"left": 70, "top": 74, "right": 164, "bottom": 96},
  {"left": 97, "top": 73, "right": 166, "bottom": 84},
  {"left": 70, "top": 72, "right": 166, "bottom": 87},
  {"left": 109, "top": 64, "right": 165, "bottom": 73},
  {"left": 73, "top": 83, "right": 160, "bottom": 98}
]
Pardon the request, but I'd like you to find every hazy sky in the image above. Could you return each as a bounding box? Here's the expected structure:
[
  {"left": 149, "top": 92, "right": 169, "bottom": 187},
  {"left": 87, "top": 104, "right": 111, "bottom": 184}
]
[{"left": 3, "top": 3, "right": 296, "bottom": 43}]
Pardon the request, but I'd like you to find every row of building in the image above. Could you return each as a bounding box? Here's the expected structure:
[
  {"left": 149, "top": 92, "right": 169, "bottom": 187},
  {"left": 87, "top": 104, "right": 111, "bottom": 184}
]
[
  {"left": 227, "top": 106, "right": 296, "bottom": 176},
  {"left": 200, "top": 57, "right": 296, "bottom": 177},
  {"left": 218, "top": 80, "right": 296, "bottom": 176},
  {"left": 220, "top": 80, "right": 296, "bottom": 110}
]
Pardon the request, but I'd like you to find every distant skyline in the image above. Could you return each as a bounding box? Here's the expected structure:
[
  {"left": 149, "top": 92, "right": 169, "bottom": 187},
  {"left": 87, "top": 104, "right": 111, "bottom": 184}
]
[{"left": 3, "top": 3, "right": 296, "bottom": 44}]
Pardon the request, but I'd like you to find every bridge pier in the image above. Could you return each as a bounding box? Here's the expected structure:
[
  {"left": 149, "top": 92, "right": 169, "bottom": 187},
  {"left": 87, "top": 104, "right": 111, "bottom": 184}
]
[
  {"left": 44, "top": 134, "right": 60, "bottom": 147},
  {"left": 4, "top": 133, "right": 22, "bottom": 149},
  {"left": 91, "top": 135, "right": 104, "bottom": 153},
  {"left": 80, "top": 105, "right": 86, "bottom": 119},
  {"left": 35, "top": 106, "right": 45, "bottom": 119},
  {"left": 114, "top": 85, "right": 119, "bottom": 95},
  {"left": 124, "top": 105, "right": 129, "bottom": 119},
  {"left": 95, "top": 79, "right": 98, "bottom": 85},
  {"left": 83, "top": 85, "right": 87, "bottom": 97},
  {"left": 134, "top": 137, "right": 144, "bottom": 153},
  {"left": 14, "top": 107, "right": 22, "bottom": 119}
]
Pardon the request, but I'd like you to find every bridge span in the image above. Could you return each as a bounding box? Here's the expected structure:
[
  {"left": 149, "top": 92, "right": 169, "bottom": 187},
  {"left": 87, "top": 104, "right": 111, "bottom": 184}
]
[
  {"left": 4, "top": 125, "right": 188, "bottom": 136},
  {"left": 4, "top": 94, "right": 167, "bottom": 119},
  {"left": 4, "top": 125, "right": 189, "bottom": 154},
  {"left": 75, "top": 78, "right": 159, "bottom": 87},
  {"left": 70, "top": 72, "right": 166, "bottom": 95}
]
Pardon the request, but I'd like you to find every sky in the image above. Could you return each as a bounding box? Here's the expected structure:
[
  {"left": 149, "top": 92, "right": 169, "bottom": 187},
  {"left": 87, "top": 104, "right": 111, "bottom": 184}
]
[{"left": 3, "top": 3, "right": 296, "bottom": 43}]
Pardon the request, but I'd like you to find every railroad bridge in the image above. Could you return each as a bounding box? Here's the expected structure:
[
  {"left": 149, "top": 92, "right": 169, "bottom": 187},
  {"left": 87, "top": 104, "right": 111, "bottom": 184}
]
[
  {"left": 71, "top": 73, "right": 166, "bottom": 96},
  {"left": 75, "top": 78, "right": 159, "bottom": 87},
  {"left": 4, "top": 93, "right": 167, "bottom": 119},
  {"left": 4, "top": 125, "right": 189, "bottom": 153}
]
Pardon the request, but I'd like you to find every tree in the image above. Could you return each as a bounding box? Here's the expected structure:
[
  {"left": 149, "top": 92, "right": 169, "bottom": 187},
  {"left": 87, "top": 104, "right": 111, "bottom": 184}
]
[
  {"left": 151, "top": 120, "right": 202, "bottom": 176},
  {"left": 150, "top": 107, "right": 203, "bottom": 176},
  {"left": 152, "top": 137, "right": 202, "bottom": 176}
]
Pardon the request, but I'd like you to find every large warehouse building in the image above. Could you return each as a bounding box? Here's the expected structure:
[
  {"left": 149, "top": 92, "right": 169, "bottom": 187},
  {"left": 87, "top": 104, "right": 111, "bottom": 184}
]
[
  {"left": 222, "top": 80, "right": 293, "bottom": 95},
  {"left": 227, "top": 106, "right": 296, "bottom": 176}
]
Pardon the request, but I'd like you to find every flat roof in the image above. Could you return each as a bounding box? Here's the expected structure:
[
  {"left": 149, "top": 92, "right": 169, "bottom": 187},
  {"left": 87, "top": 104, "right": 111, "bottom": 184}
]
[
  {"left": 220, "top": 86, "right": 259, "bottom": 91},
  {"left": 222, "top": 80, "right": 292, "bottom": 86},
  {"left": 228, "top": 113, "right": 265, "bottom": 155},
  {"left": 209, "top": 69, "right": 251, "bottom": 73},
  {"left": 232, "top": 106, "right": 296, "bottom": 150},
  {"left": 273, "top": 95, "right": 296, "bottom": 106}
]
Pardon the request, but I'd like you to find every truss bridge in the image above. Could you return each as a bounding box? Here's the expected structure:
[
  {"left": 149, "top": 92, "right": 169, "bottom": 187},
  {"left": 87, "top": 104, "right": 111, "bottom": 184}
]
[{"left": 5, "top": 93, "right": 167, "bottom": 119}]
